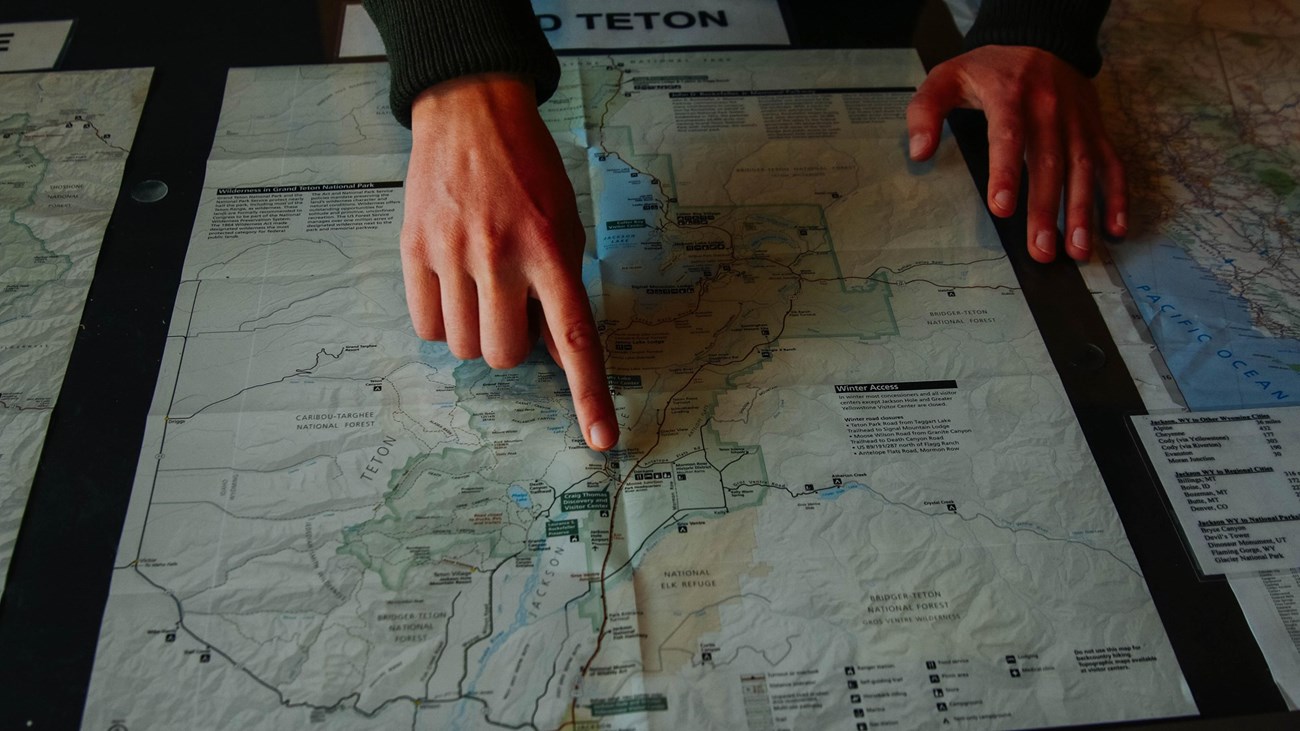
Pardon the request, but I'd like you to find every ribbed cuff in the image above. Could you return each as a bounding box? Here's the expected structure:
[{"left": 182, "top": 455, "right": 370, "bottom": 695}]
[
  {"left": 964, "top": 0, "right": 1110, "bottom": 77},
  {"left": 363, "top": 0, "right": 561, "bottom": 127}
]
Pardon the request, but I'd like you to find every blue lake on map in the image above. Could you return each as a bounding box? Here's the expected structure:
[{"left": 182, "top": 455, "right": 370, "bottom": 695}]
[
  {"left": 1112, "top": 236, "right": 1300, "bottom": 410},
  {"left": 508, "top": 485, "right": 532, "bottom": 509}
]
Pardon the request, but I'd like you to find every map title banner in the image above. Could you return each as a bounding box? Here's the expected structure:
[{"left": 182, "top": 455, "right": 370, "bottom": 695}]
[
  {"left": 534, "top": 0, "right": 789, "bottom": 48},
  {"left": 338, "top": 0, "right": 789, "bottom": 58}
]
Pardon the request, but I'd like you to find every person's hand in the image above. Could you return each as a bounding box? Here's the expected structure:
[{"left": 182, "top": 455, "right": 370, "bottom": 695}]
[
  {"left": 907, "top": 45, "right": 1126, "bottom": 263},
  {"left": 402, "top": 72, "right": 618, "bottom": 451}
]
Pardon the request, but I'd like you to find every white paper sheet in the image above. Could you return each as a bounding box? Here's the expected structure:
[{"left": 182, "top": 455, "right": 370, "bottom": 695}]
[
  {"left": 0, "top": 20, "right": 73, "bottom": 72},
  {"left": 339, "top": 0, "right": 789, "bottom": 58},
  {"left": 1133, "top": 409, "right": 1300, "bottom": 576}
]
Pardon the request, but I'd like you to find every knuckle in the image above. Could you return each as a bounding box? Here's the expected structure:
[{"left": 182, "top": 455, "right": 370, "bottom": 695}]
[
  {"left": 571, "top": 384, "right": 611, "bottom": 416},
  {"left": 992, "top": 123, "right": 1024, "bottom": 148},
  {"left": 1038, "top": 152, "right": 1064, "bottom": 173},
  {"left": 1000, "top": 75, "right": 1027, "bottom": 98},
  {"left": 398, "top": 228, "right": 425, "bottom": 257},
  {"left": 525, "top": 221, "right": 581, "bottom": 266},
  {"left": 554, "top": 318, "right": 596, "bottom": 355},
  {"left": 402, "top": 224, "right": 461, "bottom": 268},
  {"left": 527, "top": 215, "right": 565, "bottom": 244},
  {"left": 474, "top": 214, "right": 509, "bottom": 242},
  {"left": 1071, "top": 155, "right": 1095, "bottom": 177},
  {"left": 1037, "top": 91, "right": 1060, "bottom": 113},
  {"left": 915, "top": 67, "right": 947, "bottom": 91}
]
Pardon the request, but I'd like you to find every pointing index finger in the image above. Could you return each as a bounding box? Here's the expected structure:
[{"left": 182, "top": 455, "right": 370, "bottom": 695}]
[{"left": 535, "top": 270, "right": 618, "bottom": 452}]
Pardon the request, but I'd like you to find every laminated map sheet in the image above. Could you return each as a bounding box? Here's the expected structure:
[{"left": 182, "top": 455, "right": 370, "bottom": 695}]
[
  {"left": 0, "top": 68, "right": 152, "bottom": 598},
  {"left": 83, "top": 52, "right": 1194, "bottom": 730},
  {"left": 1082, "top": 0, "right": 1300, "bottom": 708},
  {"left": 1086, "top": 0, "right": 1300, "bottom": 412}
]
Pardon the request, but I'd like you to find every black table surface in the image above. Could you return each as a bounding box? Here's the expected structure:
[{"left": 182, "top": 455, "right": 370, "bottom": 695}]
[{"left": 0, "top": 1, "right": 1292, "bottom": 728}]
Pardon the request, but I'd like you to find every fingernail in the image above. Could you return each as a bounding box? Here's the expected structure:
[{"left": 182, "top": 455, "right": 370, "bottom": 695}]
[
  {"left": 589, "top": 421, "right": 617, "bottom": 450},
  {"left": 909, "top": 133, "right": 929, "bottom": 159},
  {"left": 1115, "top": 212, "right": 1128, "bottom": 233},
  {"left": 993, "top": 190, "right": 1015, "bottom": 212},
  {"left": 1034, "top": 230, "right": 1055, "bottom": 256},
  {"left": 1071, "top": 227, "right": 1090, "bottom": 255}
]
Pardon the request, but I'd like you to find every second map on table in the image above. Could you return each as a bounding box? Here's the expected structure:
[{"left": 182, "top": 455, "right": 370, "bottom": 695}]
[{"left": 1098, "top": 0, "right": 1300, "bottom": 410}]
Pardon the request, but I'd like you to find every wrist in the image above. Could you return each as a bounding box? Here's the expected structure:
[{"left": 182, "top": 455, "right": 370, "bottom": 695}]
[{"left": 411, "top": 73, "right": 537, "bottom": 131}]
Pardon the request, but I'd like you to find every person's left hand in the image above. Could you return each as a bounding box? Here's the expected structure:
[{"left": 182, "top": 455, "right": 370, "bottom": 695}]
[{"left": 906, "top": 45, "right": 1126, "bottom": 263}]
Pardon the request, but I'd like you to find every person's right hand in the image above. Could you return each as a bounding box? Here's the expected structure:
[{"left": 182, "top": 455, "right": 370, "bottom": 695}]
[{"left": 402, "top": 72, "right": 618, "bottom": 452}]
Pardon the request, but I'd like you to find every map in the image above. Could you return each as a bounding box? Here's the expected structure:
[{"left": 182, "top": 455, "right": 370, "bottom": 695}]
[
  {"left": 1084, "top": 1, "right": 1300, "bottom": 709},
  {"left": 1094, "top": 0, "right": 1300, "bottom": 411},
  {"left": 83, "top": 52, "right": 1194, "bottom": 730},
  {"left": 0, "top": 68, "right": 152, "bottom": 597}
]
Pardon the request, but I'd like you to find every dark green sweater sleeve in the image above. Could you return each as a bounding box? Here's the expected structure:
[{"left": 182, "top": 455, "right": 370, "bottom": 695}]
[
  {"left": 363, "top": 0, "right": 560, "bottom": 127},
  {"left": 964, "top": 0, "right": 1111, "bottom": 77},
  {"left": 365, "top": 0, "right": 1110, "bottom": 128}
]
